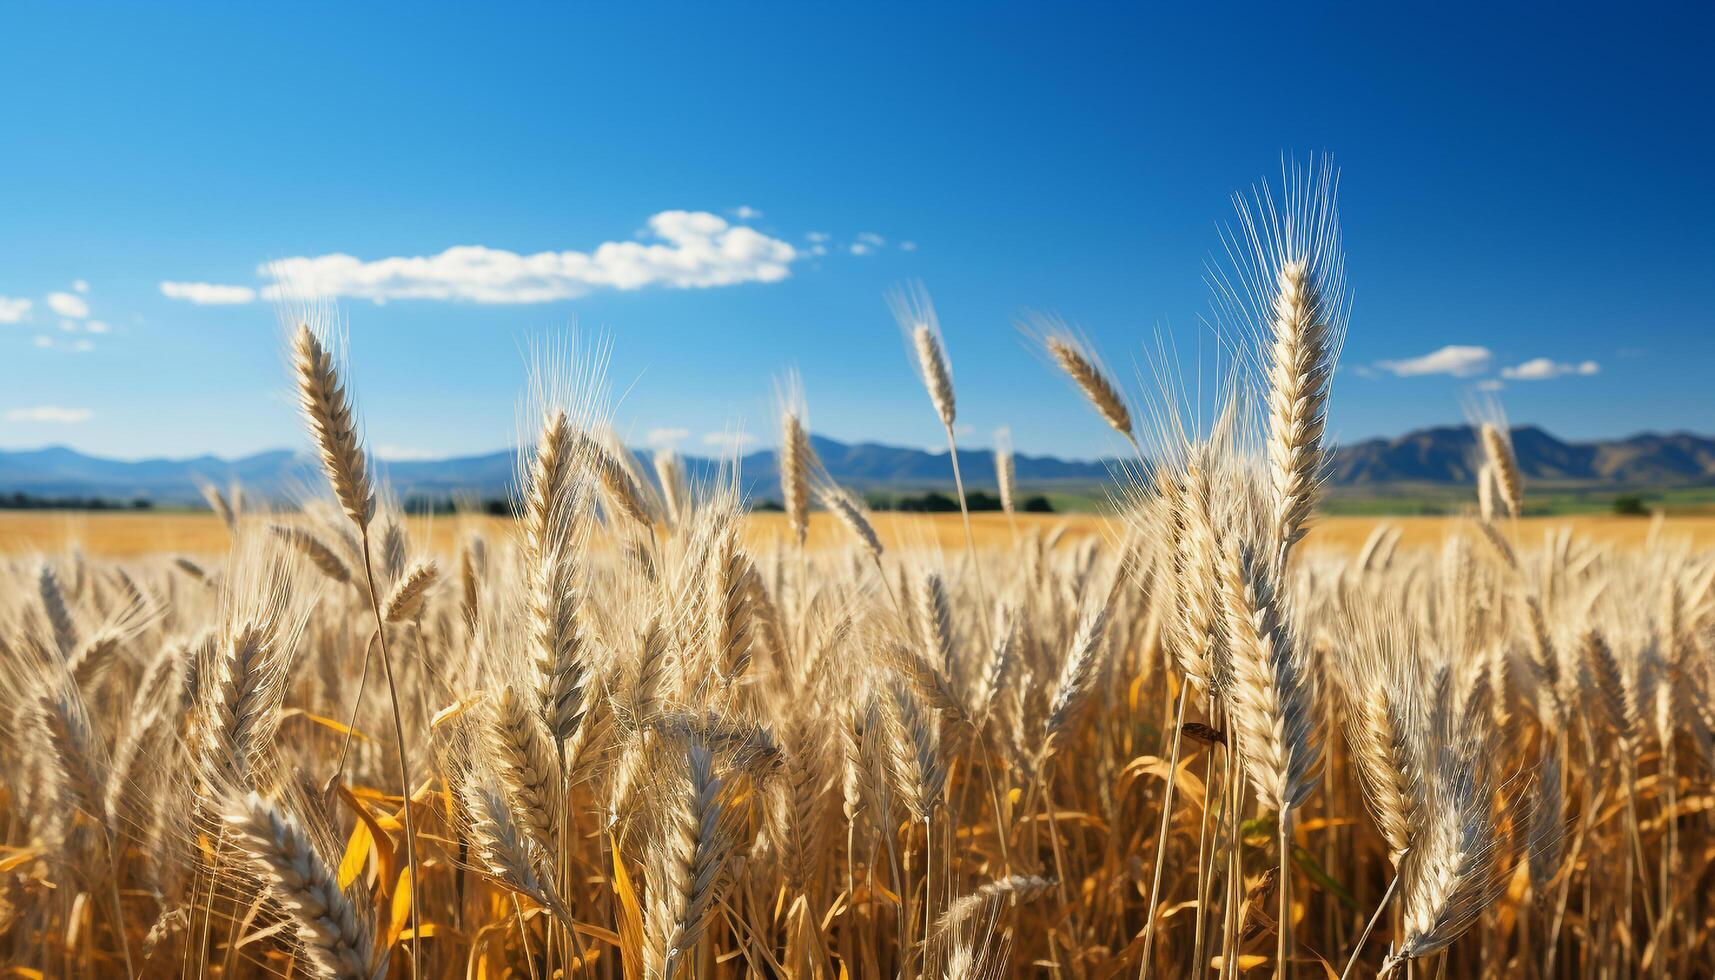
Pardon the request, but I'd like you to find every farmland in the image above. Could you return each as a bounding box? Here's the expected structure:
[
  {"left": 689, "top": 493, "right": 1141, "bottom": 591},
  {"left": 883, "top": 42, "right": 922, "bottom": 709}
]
[{"left": 5, "top": 508, "right": 1713, "bottom": 558}]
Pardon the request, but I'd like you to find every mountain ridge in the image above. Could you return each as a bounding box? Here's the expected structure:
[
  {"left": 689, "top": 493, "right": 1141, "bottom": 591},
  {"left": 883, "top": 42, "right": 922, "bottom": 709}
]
[{"left": 4, "top": 426, "right": 1714, "bottom": 504}]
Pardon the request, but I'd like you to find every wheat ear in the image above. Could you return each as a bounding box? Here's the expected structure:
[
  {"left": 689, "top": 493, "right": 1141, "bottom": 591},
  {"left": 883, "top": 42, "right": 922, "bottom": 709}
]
[
  {"left": 292, "top": 324, "right": 374, "bottom": 528},
  {"left": 576, "top": 431, "right": 652, "bottom": 529},
  {"left": 653, "top": 449, "right": 684, "bottom": 527},
  {"left": 1218, "top": 542, "right": 1321, "bottom": 814},
  {"left": 885, "top": 677, "right": 946, "bottom": 822},
  {"left": 781, "top": 411, "right": 812, "bottom": 547},
  {"left": 489, "top": 685, "right": 562, "bottom": 851},
  {"left": 460, "top": 778, "right": 573, "bottom": 925},
  {"left": 1044, "top": 334, "right": 1134, "bottom": 444},
  {"left": 224, "top": 792, "right": 385, "bottom": 980},
  {"left": 1042, "top": 605, "right": 1110, "bottom": 756},
  {"left": 382, "top": 559, "right": 438, "bottom": 623},
  {"left": 1480, "top": 423, "right": 1522, "bottom": 519},
  {"left": 1386, "top": 720, "right": 1510, "bottom": 967},
  {"left": 200, "top": 481, "right": 238, "bottom": 533},
  {"left": 928, "top": 874, "right": 1055, "bottom": 947},
  {"left": 911, "top": 321, "right": 956, "bottom": 428},
  {"left": 646, "top": 738, "right": 742, "bottom": 980},
  {"left": 1265, "top": 255, "right": 1334, "bottom": 561},
  {"left": 38, "top": 563, "right": 77, "bottom": 655},
  {"left": 270, "top": 524, "right": 354, "bottom": 586},
  {"left": 200, "top": 616, "right": 294, "bottom": 788},
  {"left": 1339, "top": 666, "right": 1421, "bottom": 865},
  {"left": 524, "top": 410, "right": 594, "bottom": 748},
  {"left": 818, "top": 484, "right": 884, "bottom": 562}
]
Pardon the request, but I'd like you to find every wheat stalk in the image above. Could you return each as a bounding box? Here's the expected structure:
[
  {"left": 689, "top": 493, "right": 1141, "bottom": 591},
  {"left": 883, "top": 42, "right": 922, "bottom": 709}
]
[{"left": 290, "top": 318, "right": 419, "bottom": 973}]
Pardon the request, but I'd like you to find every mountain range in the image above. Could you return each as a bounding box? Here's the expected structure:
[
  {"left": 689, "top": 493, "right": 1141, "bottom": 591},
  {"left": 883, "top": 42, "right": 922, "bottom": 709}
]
[{"left": 4, "top": 426, "right": 1714, "bottom": 506}]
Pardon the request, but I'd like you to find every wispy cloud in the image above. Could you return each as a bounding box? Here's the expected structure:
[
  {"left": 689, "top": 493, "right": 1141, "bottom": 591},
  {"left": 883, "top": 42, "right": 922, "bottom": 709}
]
[
  {"left": 729, "top": 205, "right": 763, "bottom": 220},
  {"left": 375, "top": 444, "right": 442, "bottom": 461},
  {"left": 849, "top": 231, "right": 889, "bottom": 257},
  {"left": 162, "top": 210, "right": 797, "bottom": 306},
  {"left": 161, "top": 281, "right": 258, "bottom": 305},
  {"left": 1374, "top": 344, "right": 1492, "bottom": 377},
  {"left": 1501, "top": 357, "right": 1600, "bottom": 380},
  {"left": 31, "top": 336, "right": 94, "bottom": 352},
  {"left": 646, "top": 427, "right": 691, "bottom": 447},
  {"left": 5, "top": 405, "right": 93, "bottom": 423},
  {"left": 701, "top": 431, "right": 756, "bottom": 452},
  {"left": 45, "top": 291, "right": 89, "bottom": 319},
  {"left": 0, "top": 296, "right": 29, "bottom": 323}
]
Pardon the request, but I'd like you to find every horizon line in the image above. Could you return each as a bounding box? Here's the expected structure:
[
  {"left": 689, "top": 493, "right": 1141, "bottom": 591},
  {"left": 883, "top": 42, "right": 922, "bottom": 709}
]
[{"left": 3, "top": 422, "right": 1713, "bottom": 467}]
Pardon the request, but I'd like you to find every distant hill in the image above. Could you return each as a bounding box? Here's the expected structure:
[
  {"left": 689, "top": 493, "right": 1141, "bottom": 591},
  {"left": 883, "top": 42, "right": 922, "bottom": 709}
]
[
  {"left": 1327, "top": 426, "right": 1715, "bottom": 485},
  {"left": 0, "top": 436, "right": 1124, "bottom": 505},
  {"left": 4, "top": 426, "right": 1714, "bottom": 506}
]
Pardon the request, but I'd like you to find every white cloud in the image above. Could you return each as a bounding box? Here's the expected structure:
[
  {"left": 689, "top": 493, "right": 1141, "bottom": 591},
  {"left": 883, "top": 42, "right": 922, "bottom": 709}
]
[
  {"left": 46, "top": 292, "right": 89, "bottom": 319},
  {"left": 646, "top": 427, "right": 691, "bottom": 447},
  {"left": 730, "top": 205, "right": 763, "bottom": 220},
  {"left": 1474, "top": 379, "right": 1505, "bottom": 392},
  {"left": 70, "top": 339, "right": 94, "bottom": 352},
  {"left": 805, "top": 231, "right": 830, "bottom": 243},
  {"left": 33, "top": 335, "right": 51, "bottom": 348},
  {"left": 0, "top": 296, "right": 32, "bottom": 323},
  {"left": 375, "top": 445, "right": 442, "bottom": 461},
  {"left": 72, "top": 279, "right": 89, "bottom": 294},
  {"left": 5, "top": 405, "right": 92, "bottom": 423},
  {"left": 1501, "top": 358, "right": 1600, "bottom": 380},
  {"left": 163, "top": 211, "right": 800, "bottom": 306},
  {"left": 856, "top": 232, "right": 886, "bottom": 247},
  {"left": 1375, "top": 345, "right": 1492, "bottom": 377},
  {"left": 59, "top": 319, "right": 79, "bottom": 332},
  {"left": 160, "top": 281, "right": 259, "bottom": 305},
  {"left": 701, "top": 431, "right": 756, "bottom": 452},
  {"left": 899, "top": 241, "right": 918, "bottom": 252},
  {"left": 849, "top": 243, "right": 874, "bottom": 256},
  {"left": 85, "top": 320, "right": 108, "bottom": 334}
]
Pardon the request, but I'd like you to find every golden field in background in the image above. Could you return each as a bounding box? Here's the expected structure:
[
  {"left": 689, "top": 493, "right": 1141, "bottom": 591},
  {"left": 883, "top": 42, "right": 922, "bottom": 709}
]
[{"left": 5, "top": 508, "right": 1714, "bottom": 557}]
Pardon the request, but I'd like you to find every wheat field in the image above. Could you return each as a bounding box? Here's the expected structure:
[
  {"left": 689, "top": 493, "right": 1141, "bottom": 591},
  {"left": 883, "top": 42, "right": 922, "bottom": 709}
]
[
  {"left": 7, "top": 511, "right": 1715, "bottom": 560},
  {"left": 5, "top": 161, "right": 1715, "bottom": 980}
]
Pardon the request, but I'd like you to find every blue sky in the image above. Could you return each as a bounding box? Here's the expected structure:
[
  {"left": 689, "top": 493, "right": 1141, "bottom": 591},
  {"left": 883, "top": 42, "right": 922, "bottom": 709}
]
[{"left": 1, "top": 2, "right": 1710, "bottom": 462}]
